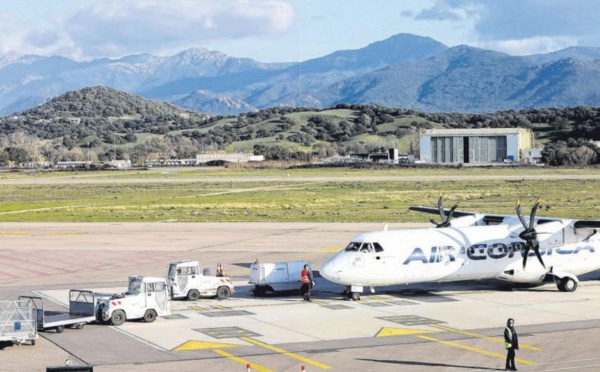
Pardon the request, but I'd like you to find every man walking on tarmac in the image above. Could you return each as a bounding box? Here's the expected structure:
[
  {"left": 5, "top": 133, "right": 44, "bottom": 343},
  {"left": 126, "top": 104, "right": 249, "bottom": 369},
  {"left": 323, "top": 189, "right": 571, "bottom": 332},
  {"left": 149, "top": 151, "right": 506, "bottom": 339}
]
[{"left": 300, "top": 264, "right": 314, "bottom": 302}]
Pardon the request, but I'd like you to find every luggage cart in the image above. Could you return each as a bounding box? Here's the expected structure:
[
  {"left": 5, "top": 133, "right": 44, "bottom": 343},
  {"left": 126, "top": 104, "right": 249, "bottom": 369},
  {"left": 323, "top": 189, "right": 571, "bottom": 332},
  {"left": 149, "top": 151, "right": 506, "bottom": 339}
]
[
  {"left": 0, "top": 298, "right": 38, "bottom": 345},
  {"left": 19, "top": 290, "right": 96, "bottom": 333}
]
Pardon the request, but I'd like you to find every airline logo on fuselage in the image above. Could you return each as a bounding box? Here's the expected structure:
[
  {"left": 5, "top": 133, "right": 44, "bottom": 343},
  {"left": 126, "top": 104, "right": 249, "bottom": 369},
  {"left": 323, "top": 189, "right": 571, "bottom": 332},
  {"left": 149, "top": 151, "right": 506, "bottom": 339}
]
[{"left": 403, "top": 242, "right": 595, "bottom": 265}]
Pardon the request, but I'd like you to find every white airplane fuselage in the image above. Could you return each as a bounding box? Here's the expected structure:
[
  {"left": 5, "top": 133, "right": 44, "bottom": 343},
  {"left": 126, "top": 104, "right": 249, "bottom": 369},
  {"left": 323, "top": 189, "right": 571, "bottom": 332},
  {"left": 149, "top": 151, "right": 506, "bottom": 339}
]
[{"left": 320, "top": 221, "right": 600, "bottom": 290}]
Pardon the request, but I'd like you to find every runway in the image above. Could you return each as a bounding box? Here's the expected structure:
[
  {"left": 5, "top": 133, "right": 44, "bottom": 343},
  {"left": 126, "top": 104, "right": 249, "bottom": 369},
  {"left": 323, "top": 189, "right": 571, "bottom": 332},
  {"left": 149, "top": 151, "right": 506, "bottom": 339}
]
[{"left": 2, "top": 223, "right": 600, "bottom": 371}]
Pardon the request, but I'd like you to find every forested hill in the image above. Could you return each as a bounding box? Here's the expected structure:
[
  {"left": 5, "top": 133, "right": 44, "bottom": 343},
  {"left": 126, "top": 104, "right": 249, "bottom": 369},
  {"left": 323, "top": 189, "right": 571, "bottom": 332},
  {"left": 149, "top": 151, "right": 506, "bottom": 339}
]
[{"left": 1, "top": 86, "right": 208, "bottom": 139}]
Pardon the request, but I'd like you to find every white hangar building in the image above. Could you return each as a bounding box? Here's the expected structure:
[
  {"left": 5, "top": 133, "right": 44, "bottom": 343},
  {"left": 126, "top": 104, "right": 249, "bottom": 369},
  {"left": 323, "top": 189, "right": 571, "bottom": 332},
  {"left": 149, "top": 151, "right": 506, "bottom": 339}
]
[{"left": 419, "top": 128, "right": 534, "bottom": 164}]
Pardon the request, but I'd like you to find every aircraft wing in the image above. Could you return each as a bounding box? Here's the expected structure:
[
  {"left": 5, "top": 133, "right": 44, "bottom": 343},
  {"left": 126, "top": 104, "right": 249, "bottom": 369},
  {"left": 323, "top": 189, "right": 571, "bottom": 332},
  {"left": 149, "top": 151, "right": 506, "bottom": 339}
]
[
  {"left": 408, "top": 206, "right": 475, "bottom": 218},
  {"left": 409, "top": 206, "right": 511, "bottom": 225}
]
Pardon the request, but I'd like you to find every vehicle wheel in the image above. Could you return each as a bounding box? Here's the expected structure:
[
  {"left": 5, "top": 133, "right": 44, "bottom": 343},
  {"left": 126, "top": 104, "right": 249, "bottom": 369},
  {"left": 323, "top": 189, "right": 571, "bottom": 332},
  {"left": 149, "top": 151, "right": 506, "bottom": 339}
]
[
  {"left": 217, "top": 286, "right": 231, "bottom": 300},
  {"left": 143, "top": 309, "right": 157, "bottom": 323},
  {"left": 55, "top": 325, "right": 64, "bottom": 333},
  {"left": 254, "top": 286, "right": 266, "bottom": 297},
  {"left": 559, "top": 277, "right": 577, "bottom": 292},
  {"left": 187, "top": 289, "right": 201, "bottom": 301},
  {"left": 110, "top": 310, "right": 126, "bottom": 326},
  {"left": 351, "top": 292, "right": 360, "bottom": 301},
  {"left": 75, "top": 323, "right": 85, "bottom": 329}
]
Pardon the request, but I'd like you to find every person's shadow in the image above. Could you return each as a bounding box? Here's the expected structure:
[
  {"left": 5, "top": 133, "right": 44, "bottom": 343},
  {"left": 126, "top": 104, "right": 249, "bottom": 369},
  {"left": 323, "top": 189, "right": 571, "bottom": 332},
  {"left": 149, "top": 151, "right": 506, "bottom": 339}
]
[{"left": 355, "top": 358, "right": 504, "bottom": 370}]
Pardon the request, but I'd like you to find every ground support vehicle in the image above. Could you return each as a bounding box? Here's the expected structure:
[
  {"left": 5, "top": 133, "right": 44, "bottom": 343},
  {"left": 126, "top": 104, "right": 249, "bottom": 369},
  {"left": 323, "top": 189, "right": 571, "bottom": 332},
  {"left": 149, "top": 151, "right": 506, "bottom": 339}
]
[
  {"left": 19, "top": 290, "right": 96, "bottom": 333},
  {"left": 167, "top": 260, "right": 235, "bottom": 300},
  {"left": 249, "top": 260, "right": 312, "bottom": 296},
  {"left": 96, "top": 276, "right": 171, "bottom": 326},
  {"left": 0, "top": 298, "right": 38, "bottom": 345}
]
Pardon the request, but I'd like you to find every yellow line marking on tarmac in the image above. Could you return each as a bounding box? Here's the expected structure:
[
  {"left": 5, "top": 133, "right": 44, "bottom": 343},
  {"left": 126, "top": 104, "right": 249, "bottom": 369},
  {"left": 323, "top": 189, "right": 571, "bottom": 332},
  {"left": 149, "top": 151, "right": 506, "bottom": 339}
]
[
  {"left": 323, "top": 246, "right": 341, "bottom": 252},
  {"left": 376, "top": 327, "right": 435, "bottom": 337},
  {"left": 46, "top": 232, "right": 87, "bottom": 235},
  {"left": 241, "top": 337, "right": 332, "bottom": 370},
  {"left": 174, "top": 341, "right": 239, "bottom": 351},
  {"left": 211, "top": 304, "right": 228, "bottom": 310},
  {"left": 418, "top": 335, "right": 534, "bottom": 365},
  {"left": 430, "top": 324, "right": 541, "bottom": 351},
  {"left": 214, "top": 350, "right": 274, "bottom": 372}
]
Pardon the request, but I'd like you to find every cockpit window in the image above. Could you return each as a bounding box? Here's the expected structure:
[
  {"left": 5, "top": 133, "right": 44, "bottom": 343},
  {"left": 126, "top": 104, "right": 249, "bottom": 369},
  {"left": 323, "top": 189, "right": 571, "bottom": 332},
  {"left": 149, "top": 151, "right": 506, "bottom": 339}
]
[
  {"left": 344, "top": 242, "right": 361, "bottom": 252},
  {"left": 344, "top": 242, "right": 384, "bottom": 253},
  {"left": 360, "top": 243, "right": 373, "bottom": 253}
]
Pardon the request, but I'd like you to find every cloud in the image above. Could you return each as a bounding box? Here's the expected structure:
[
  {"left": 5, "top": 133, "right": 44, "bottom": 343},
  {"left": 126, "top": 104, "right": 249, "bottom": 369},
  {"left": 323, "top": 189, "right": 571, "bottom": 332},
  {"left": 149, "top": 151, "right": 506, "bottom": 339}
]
[
  {"left": 411, "top": 0, "right": 600, "bottom": 54},
  {"left": 1, "top": 0, "right": 295, "bottom": 60}
]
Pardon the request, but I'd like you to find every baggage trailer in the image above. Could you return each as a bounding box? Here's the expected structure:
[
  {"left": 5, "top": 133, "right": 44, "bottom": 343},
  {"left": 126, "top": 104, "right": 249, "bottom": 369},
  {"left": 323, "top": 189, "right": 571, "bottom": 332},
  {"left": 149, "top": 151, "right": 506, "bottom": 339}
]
[
  {"left": 249, "top": 260, "right": 312, "bottom": 296},
  {"left": 19, "top": 290, "right": 96, "bottom": 333},
  {"left": 0, "top": 298, "right": 38, "bottom": 345}
]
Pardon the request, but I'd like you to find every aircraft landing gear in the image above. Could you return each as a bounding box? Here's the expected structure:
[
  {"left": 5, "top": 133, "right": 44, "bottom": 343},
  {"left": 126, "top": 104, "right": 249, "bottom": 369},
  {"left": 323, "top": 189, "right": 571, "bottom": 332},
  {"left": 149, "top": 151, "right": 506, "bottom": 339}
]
[
  {"left": 557, "top": 277, "right": 577, "bottom": 292},
  {"left": 343, "top": 286, "right": 361, "bottom": 301}
]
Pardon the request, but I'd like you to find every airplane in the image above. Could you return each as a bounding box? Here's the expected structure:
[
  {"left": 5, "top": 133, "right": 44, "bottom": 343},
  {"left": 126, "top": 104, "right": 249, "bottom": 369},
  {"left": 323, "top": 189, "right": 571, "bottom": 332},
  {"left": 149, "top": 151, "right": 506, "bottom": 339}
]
[{"left": 319, "top": 197, "right": 600, "bottom": 300}]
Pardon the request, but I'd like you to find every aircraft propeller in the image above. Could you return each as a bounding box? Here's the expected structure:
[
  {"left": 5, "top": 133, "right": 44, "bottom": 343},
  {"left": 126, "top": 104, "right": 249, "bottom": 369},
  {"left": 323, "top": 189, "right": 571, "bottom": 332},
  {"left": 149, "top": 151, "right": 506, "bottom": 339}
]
[
  {"left": 516, "top": 198, "right": 546, "bottom": 269},
  {"left": 431, "top": 196, "right": 458, "bottom": 228}
]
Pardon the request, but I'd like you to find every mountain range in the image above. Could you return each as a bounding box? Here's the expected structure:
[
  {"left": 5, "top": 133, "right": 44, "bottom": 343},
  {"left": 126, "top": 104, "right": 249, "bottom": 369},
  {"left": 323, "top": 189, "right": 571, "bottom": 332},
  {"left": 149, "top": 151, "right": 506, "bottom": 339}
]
[{"left": 2, "top": 33, "right": 600, "bottom": 116}]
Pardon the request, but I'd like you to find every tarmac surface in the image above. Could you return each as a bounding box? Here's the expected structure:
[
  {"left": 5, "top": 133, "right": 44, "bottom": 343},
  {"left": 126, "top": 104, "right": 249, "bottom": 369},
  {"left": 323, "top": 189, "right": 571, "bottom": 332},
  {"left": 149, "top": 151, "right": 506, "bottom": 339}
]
[{"left": 2, "top": 222, "right": 600, "bottom": 372}]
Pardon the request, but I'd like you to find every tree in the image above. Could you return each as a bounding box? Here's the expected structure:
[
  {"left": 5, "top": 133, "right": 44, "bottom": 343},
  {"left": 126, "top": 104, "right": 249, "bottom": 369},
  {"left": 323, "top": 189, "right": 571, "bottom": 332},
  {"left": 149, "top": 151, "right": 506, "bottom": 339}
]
[{"left": 5, "top": 146, "right": 31, "bottom": 164}]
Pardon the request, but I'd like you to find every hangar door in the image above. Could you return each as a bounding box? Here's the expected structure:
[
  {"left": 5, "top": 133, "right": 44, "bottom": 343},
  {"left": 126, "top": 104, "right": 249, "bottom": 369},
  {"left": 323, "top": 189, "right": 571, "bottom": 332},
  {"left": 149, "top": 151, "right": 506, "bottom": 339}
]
[
  {"left": 431, "top": 135, "right": 507, "bottom": 163},
  {"left": 468, "top": 136, "right": 507, "bottom": 163}
]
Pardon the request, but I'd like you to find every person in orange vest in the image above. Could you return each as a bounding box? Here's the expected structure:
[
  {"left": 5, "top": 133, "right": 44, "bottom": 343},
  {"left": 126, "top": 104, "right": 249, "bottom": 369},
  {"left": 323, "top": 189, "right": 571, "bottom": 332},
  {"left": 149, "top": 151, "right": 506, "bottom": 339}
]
[{"left": 300, "top": 264, "right": 314, "bottom": 302}]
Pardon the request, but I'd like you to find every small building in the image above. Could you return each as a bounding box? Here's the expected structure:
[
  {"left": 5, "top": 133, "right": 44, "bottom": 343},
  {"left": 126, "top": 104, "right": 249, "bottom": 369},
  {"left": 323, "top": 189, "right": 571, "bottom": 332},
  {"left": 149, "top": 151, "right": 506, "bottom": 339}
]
[
  {"left": 56, "top": 161, "right": 93, "bottom": 169},
  {"left": 104, "top": 160, "right": 131, "bottom": 169},
  {"left": 349, "top": 148, "right": 399, "bottom": 164},
  {"left": 419, "top": 128, "right": 534, "bottom": 164},
  {"left": 196, "top": 153, "right": 264, "bottom": 164}
]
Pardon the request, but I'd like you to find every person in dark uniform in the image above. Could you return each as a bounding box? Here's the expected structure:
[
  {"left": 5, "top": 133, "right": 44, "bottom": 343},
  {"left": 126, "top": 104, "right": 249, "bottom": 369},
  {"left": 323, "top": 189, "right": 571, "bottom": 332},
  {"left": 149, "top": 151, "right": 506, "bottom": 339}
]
[{"left": 504, "top": 318, "right": 519, "bottom": 371}]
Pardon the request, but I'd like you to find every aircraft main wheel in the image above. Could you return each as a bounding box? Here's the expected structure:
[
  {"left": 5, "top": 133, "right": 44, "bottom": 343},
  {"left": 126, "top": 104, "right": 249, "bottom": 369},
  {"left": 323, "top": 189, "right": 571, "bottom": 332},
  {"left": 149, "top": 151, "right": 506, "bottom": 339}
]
[
  {"left": 143, "top": 309, "right": 157, "bottom": 323},
  {"left": 187, "top": 289, "right": 201, "bottom": 301},
  {"left": 559, "top": 277, "right": 577, "bottom": 292},
  {"left": 111, "top": 310, "right": 126, "bottom": 326},
  {"left": 31, "top": 339, "right": 36, "bottom": 346},
  {"left": 217, "top": 286, "right": 231, "bottom": 300}
]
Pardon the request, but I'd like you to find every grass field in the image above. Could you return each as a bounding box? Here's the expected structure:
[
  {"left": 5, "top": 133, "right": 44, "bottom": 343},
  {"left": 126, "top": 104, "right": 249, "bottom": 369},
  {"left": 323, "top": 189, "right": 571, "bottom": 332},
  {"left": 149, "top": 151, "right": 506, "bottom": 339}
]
[{"left": 0, "top": 166, "right": 599, "bottom": 222}]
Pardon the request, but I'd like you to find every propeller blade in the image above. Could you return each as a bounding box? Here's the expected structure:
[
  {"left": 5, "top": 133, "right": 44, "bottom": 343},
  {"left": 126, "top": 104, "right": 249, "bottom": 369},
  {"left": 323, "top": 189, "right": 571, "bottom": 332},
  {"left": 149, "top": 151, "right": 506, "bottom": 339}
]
[
  {"left": 532, "top": 245, "right": 546, "bottom": 269},
  {"left": 516, "top": 200, "right": 528, "bottom": 229},
  {"left": 522, "top": 244, "right": 531, "bottom": 269},
  {"left": 528, "top": 198, "right": 541, "bottom": 230},
  {"left": 436, "top": 196, "right": 444, "bottom": 221}
]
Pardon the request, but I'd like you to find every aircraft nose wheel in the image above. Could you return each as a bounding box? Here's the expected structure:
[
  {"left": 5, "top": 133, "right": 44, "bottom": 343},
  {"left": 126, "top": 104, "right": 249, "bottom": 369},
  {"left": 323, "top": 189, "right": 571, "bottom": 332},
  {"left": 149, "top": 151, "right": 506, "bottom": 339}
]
[{"left": 343, "top": 287, "right": 361, "bottom": 301}]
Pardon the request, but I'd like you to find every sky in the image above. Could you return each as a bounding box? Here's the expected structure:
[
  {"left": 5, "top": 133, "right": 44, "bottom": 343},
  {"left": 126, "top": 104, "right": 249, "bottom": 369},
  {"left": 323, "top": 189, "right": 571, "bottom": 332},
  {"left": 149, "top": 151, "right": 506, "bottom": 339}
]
[{"left": 2, "top": 0, "right": 600, "bottom": 63}]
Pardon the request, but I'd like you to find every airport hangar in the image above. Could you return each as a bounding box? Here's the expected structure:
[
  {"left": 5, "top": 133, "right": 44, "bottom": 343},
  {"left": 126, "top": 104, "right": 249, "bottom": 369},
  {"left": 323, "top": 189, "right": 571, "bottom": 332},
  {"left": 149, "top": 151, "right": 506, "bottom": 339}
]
[{"left": 419, "top": 128, "right": 535, "bottom": 164}]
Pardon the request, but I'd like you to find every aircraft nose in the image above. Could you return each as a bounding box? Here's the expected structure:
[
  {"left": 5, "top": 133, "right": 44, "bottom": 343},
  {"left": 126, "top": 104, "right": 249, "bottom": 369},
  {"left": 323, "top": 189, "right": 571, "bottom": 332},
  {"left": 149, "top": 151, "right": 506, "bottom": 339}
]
[{"left": 319, "top": 258, "right": 340, "bottom": 281}]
